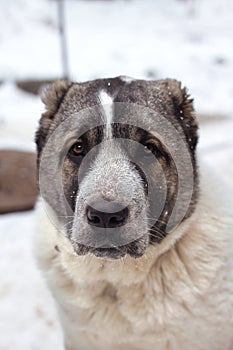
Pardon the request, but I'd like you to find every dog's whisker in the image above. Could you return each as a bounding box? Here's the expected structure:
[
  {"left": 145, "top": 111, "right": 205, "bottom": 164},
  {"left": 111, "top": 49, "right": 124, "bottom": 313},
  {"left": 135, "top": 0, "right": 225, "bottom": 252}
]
[{"left": 148, "top": 232, "right": 165, "bottom": 241}]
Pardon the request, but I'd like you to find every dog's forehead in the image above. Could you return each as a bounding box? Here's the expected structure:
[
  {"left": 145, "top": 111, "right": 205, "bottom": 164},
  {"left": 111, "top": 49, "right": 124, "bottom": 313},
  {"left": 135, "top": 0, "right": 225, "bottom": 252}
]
[
  {"left": 57, "top": 77, "right": 175, "bottom": 128},
  {"left": 58, "top": 77, "right": 171, "bottom": 114}
]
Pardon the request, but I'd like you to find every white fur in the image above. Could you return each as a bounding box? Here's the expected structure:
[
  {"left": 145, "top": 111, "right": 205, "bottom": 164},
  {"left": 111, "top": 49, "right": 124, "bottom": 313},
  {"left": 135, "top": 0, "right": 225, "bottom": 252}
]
[
  {"left": 35, "top": 164, "right": 233, "bottom": 350},
  {"left": 120, "top": 75, "right": 135, "bottom": 84},
  {"left": 99, "top": 90, "right": 113, "bottom": 139}
]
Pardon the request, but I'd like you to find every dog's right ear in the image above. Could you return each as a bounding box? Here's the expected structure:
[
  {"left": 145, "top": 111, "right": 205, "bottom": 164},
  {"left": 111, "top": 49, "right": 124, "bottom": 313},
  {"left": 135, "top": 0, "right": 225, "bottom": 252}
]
[{"left": 35, "top": 80, "right": 72, "bottom": 154}]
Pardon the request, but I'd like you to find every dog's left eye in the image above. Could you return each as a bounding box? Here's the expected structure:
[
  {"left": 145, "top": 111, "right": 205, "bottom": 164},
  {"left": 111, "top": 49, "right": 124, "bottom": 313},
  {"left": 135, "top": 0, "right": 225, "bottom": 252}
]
[
  {"left": 138, "top": 142, "right": 162, "bottom": 164},
  {"left": 144, "top": 143, "right": 157, "bottom": 156},
  {"left": 143, "top": 143, "right": 158, "bottom": 158}
]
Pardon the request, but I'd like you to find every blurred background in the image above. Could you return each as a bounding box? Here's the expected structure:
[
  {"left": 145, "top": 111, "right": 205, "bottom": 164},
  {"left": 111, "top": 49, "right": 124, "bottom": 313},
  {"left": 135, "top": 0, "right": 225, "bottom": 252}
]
[{"left": 0, "top": 0, "right": 233, "bottom": 349}]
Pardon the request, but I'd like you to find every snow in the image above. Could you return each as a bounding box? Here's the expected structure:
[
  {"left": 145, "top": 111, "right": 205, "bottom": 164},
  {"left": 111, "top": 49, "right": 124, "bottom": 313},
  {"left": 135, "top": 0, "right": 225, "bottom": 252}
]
[
  {"left": 0, "top": 0, "right": 232, "bottom": 349},
  {"left": 0, "top": 211, "right": 63, "bottom": 350}
]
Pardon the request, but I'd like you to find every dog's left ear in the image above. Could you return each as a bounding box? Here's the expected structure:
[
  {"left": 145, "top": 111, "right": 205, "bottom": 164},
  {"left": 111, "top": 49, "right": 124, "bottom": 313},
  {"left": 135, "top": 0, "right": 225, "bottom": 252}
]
[
  {"left": 35, "top": 80, "right": 72, "bottom": 155},
  {"left": 161, "top": 79, "right": 199, "bottom": 150}
]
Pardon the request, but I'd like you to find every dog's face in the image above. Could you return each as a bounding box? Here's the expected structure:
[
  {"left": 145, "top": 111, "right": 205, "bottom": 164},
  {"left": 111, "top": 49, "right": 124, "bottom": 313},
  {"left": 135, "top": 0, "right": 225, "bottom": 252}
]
[{"left": 36, "top": 77, "right": 199, "bottom": 260}]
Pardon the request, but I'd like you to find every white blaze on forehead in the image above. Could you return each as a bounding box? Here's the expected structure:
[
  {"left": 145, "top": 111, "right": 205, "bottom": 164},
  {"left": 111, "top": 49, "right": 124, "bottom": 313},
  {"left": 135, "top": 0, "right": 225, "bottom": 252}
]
[
  {"left": 99, "top": 90, "right": 113, "bottom": 138},
  {"left": 120, "top": 75, "right": 135, "bottom": 84}
]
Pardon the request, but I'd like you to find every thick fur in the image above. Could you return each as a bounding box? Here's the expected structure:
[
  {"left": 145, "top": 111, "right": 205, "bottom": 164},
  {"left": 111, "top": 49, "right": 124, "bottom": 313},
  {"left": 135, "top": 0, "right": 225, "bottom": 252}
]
[
  {"left": 35, "top": 168, "right": 233, "bottom": 350},
  {"left": 35, "top": 77, "right": 233, "bottom": 350}
]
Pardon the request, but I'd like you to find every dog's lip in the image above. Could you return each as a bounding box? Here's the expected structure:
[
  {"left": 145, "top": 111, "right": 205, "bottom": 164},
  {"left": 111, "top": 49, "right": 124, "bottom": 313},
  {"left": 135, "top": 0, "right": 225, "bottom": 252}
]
[
  {"left": 74, "top": 240, "right": 147, "bottom": 259},
  {"left": 91, "top": 247, "right": 126, "bottom": 260}
]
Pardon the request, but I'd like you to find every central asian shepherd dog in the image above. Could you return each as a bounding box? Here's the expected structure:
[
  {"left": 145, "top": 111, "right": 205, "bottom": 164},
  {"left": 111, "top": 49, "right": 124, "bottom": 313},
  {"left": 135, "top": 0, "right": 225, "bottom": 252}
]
[{"left": 35, "top": 77, "right": 233, "bottom": 350}]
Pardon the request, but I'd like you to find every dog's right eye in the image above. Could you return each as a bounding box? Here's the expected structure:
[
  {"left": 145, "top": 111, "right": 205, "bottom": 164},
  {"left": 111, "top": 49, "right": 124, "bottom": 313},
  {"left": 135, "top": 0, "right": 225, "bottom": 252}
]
[{"left": 68, "top": 140, "right": 86, "bottom": 157}]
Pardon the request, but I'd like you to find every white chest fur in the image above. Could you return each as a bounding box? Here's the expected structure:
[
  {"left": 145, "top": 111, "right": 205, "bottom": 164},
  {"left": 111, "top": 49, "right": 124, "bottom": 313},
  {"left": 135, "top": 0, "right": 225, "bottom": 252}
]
[{"left": 35, "top": 169, "right": 233, "bottom": 350}]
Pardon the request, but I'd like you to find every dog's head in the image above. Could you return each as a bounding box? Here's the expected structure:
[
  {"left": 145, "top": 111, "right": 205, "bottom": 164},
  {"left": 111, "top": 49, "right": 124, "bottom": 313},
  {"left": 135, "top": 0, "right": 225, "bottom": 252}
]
[{"left": 36, "top": 77, "right": 198, "bottom": 260}]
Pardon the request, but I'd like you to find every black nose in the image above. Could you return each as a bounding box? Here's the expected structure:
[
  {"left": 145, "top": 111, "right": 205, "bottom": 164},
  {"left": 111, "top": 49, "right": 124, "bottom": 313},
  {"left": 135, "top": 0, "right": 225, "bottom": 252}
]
[{"left": 86, "top": 200, "right": 129, "bottom": 228}]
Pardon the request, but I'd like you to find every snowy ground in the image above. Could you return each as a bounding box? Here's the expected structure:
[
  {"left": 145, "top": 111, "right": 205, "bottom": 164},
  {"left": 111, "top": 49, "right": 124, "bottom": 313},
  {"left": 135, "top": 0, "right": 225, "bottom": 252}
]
[{"left": 0, "top": 0, "right": 233, "bottom": 349}]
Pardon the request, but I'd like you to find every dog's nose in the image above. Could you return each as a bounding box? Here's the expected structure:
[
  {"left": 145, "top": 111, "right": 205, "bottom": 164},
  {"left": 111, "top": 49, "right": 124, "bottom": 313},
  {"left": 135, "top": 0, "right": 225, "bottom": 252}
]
[{"left": 86, "top": 200, "right": 129, "bottom": 228}]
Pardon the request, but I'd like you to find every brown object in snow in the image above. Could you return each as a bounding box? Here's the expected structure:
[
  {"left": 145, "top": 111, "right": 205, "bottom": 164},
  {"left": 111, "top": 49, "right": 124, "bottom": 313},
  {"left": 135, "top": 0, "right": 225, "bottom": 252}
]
[
  {"left": 16, "top": 79, "right": 55, "bottom": 95},
  {"left": 0, "top": 150, "right": 38, "bottom": 214}
]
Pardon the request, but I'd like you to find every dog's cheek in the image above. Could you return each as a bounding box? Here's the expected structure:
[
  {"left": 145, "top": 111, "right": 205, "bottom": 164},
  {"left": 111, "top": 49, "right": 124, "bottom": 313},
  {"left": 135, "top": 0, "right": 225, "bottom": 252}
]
[
  {"left": 145, "top": 155, "right": 178, "bottom": 242},
  {"left": 62, "top": 159, "right": 80, "bottom": 213}
]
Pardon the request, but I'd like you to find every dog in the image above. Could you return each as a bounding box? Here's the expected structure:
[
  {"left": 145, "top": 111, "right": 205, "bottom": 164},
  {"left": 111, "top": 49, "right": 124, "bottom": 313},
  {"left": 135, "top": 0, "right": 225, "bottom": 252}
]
[{"left": 35, "top": 77, "right": 233, "bottom": 350}]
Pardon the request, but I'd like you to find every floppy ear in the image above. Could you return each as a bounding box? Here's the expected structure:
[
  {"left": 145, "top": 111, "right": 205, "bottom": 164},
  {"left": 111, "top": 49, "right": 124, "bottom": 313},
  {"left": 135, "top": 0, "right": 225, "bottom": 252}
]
[
  {"left": 162, "top": 79, "right": 198, "bottom": 150},
  {"left": 35, "top": 79, "right": 72, "bottom": 155}
]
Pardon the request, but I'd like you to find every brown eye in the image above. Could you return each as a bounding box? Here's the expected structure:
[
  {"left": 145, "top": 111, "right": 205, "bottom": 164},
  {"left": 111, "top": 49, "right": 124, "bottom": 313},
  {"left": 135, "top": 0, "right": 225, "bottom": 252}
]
[
  {"left": 69, "top": 141, "right": 85, "bottom": 156},
  {"left": 144, "top": 143, "right": 157, "bottom": 156}
]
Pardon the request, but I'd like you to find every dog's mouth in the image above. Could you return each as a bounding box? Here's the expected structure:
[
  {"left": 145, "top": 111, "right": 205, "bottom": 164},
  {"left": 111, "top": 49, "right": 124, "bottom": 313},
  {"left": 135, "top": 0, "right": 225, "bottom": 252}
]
[
  {"left": 91, "top": 247, "right": 127, "bottom": 259},
  {"left": 73, "top": 238, "right": 148, "bottom": 259}
]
